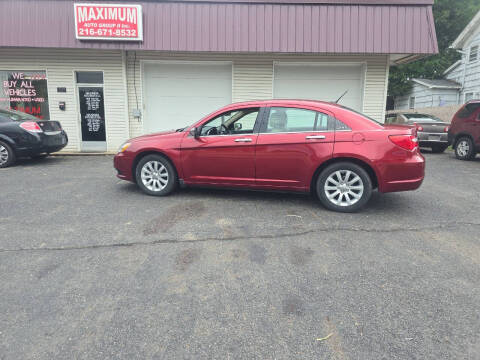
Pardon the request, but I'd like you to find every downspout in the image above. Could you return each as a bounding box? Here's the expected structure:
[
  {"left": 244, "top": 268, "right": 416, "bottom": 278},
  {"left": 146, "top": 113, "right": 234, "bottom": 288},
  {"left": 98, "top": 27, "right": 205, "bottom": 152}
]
[{"left": 456, "top": 49, "right": 468, "bottom": 103}]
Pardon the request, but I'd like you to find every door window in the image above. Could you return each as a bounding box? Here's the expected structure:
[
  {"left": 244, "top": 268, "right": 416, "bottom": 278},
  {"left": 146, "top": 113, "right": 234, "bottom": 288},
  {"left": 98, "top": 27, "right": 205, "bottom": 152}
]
[
  {"left": 265, "top": 107, "right": 331, "bottom": 133},
  {"left": 200, "top": 108, "right": 259, "bottom": 136}
]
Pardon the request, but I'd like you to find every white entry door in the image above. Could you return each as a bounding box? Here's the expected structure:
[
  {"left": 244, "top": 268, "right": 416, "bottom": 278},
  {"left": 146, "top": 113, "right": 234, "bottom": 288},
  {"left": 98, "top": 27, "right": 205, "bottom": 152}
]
[
  {"left": 274, "top": 63, "right": 364, "bottom": 111},
  {"left": 143, "top": 62, "right": 232, "bottom": 133}
]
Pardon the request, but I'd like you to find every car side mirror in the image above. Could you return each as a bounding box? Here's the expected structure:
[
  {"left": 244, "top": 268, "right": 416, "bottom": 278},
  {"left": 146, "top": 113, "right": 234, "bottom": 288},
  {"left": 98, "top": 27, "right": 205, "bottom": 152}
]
[{"left": 190, "top": 127, "right": 200, "bottom": 138}]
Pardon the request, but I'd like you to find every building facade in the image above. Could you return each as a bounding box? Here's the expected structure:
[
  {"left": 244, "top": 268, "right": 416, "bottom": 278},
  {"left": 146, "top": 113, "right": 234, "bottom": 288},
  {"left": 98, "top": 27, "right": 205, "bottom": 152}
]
[
  {"left": 0, "top": 0, "right": 438, "bottom": 152},
  {"left": 446, "top": 10, "right": 480, "bottom": 104},
  {"left": 394, "top": 79, "right": 461, "bottom": 110}
]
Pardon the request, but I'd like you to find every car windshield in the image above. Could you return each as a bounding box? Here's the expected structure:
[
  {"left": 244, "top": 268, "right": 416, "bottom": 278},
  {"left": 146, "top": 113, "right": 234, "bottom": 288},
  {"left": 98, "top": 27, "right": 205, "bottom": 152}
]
[
  {"left": 340, "top": 105, "right": 383, "bottom": 125},
  {"left": 404, "top": 114, "right": 442, "bottom": 122},
  {"left": 0, "top": 109, "right": 38, "bottom": 121}
]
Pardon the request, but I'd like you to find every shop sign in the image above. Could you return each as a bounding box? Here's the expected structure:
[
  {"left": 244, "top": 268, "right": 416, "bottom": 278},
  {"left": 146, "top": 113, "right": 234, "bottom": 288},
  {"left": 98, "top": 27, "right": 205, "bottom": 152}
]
[
  {"left": 74, "top": 3, "right": 143, "bottom": 41},
  {"left": 0, "top": 70, "right": 50, "bottom": 119}
]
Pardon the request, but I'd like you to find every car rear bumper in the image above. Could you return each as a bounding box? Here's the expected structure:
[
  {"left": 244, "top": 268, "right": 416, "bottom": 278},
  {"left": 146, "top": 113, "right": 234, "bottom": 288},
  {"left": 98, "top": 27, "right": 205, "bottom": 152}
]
[
  {"left": 378, "top": 153, "right": 425, "bottom": 193},
  {"left": 16, "top": 132, "right": 68, "bottom": 156},
  {"left": 418, "top": 132, "right": 448, "bottom": 146}
]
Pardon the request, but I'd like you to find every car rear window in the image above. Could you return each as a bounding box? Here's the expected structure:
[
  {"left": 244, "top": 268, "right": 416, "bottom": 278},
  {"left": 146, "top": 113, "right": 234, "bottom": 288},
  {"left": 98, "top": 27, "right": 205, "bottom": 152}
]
[
  {"left": 404, "top": 114, "right": 442, "bottom": 122},
  {"left": 0, "top": 109, "right": 38, "bottom": 121},
  {"left": 340, "top": 105, "right": 383, "bottom": 126},
  {"left": 457, "top": 103, "right": 480, "bottom": 118}
]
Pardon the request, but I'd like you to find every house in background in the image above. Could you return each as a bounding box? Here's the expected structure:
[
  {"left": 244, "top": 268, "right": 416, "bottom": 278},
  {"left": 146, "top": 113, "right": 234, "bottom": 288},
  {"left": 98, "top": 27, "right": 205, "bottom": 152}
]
[
  {"left": 445, "top": 10, "right": 480, "bottom": 103},
  {"left": 394, "top": 78, "right": 461, "bottom": 110},
  {"left": 395, "top": 9, "right": 480, "bottom": 111}
]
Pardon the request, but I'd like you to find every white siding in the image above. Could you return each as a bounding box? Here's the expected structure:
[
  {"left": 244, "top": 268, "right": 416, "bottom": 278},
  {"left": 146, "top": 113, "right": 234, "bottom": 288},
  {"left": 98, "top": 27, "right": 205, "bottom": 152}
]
[
  {"left": 126, "top": 52, "right": 389, "bottom": 138},
  {"left": 0, "top": 48, "right": 128, "bottom": 152},
  {"left": 446, "top": 30, "right": 480, "bottom": 102},
  {"left": 395, "top": 83, "right": 459, "bottom": 110}
]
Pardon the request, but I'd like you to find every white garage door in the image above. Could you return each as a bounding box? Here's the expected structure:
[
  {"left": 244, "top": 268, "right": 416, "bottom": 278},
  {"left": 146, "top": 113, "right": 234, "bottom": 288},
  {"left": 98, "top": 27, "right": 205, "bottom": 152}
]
[
  {"left": 274, "top": 63, "right": 364, "bottom": 111},
  {"left": 143, "top": 62, "right": 232, "bottom": 133}
]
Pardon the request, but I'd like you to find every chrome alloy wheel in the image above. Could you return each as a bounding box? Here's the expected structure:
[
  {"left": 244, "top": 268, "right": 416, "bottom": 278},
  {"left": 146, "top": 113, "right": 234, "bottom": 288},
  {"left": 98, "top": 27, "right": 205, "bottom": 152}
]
[
  {"left": 140, "top": 160, "right": 169, "bottom": 192},
  {"left": 324, "top": 170, "right": 364, "bottom": 207},
  {"left": 457, "top": 140, "right": 469, "bottom": 157},
  {"left": 0, "top": 145, "right": 8, "bottom": 166}
]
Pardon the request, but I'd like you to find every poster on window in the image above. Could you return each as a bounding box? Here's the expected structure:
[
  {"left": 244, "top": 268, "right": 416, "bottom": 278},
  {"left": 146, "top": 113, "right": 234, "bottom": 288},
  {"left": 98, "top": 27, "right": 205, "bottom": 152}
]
[
  {"left": 0, "top": 70, "right": 50, "bottom": 119},
  {"left": 79, "top": 87, "right": 106, "bottom": 142}
]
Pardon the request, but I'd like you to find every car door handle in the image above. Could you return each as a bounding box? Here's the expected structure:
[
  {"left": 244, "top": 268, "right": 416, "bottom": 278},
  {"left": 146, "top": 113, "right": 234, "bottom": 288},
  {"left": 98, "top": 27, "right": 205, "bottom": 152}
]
[
  {"left": 306, "top": 135, "right": 326, "bottom": 140},
  {"left": 234, "top": 138, "right": 252, "bottom": 142}
]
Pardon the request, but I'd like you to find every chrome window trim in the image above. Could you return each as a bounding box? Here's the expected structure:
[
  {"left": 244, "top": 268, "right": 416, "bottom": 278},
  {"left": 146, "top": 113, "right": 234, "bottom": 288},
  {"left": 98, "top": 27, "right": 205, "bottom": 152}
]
[
  {"left": 258, "top": 129, "right": 351, "bottom": 135},
  {"left": 195, "top": 133, "right": 257, "bottom": 138}
]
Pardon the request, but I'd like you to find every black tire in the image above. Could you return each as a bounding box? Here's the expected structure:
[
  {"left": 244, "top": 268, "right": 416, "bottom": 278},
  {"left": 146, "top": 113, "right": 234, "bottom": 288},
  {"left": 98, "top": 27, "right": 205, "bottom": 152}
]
[
  {"left": 135, "top": 154, "right": 177, "bottom": 196},
  {"left": 316, "top": 162, "right": 372, "bottom": 213},
  {"left": 431, "top": 144, "right": 448, "bottom": 153},
  {"left": 0, "top": 140, "right": 15, "bottom": 168},
  {"left": 454, "top": 137, "right": 476, "bottom": 160}
]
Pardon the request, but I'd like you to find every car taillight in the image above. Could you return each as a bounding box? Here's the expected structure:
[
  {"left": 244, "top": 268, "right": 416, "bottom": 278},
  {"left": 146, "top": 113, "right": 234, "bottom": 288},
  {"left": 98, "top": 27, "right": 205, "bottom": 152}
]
[
  {"left": 416, "top": 125, "right": 424, "bottom": 132},
  {"left": 19, "top": 121, "right": 43, "bottom": 133},
  {"left": 389, "top": 135, "right": 418, "bottom": 151},
  {"left": 444, "top": 126, "right": 449, "bottom": 132}
]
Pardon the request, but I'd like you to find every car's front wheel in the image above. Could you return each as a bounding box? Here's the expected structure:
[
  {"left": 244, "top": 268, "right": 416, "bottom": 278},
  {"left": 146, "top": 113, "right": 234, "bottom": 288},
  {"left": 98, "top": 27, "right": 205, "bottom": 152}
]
[
  {"left": 0, "top": 141, "right": 15, "bottom": 168},
  {"left": 135, "top": 154, "right": 177, "bottom": 196},
  {"left": 316, "top": 162, "right": 372, "bottom": 213},
  {"left": 454, "top": 137, "right": 476, "bottom": 160}
]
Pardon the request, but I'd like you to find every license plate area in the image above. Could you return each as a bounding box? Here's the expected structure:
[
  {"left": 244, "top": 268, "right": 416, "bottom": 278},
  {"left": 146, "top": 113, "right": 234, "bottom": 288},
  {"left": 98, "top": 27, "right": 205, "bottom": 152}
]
[{"left": 429, "top": 135, "right": 441, "bottom": 141}]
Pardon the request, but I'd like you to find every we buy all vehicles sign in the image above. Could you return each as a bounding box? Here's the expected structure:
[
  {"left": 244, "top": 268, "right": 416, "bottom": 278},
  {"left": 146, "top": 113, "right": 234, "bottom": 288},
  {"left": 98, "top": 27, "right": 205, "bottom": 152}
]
[{"left": 74, "top": 3, "right": 143, "bottom": 41}]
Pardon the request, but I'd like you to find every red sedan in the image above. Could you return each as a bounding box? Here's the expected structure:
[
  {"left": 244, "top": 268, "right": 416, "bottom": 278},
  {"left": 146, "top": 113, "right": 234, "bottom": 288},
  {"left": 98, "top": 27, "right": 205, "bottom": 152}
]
[{"left": 114, "top": 100, "right": 424, "bottom": 212}]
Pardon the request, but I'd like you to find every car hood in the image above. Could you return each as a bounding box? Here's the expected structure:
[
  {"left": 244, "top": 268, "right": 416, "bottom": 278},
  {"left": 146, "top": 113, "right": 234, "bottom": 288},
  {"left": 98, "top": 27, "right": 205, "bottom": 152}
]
[{"left": 131, "top": 130, "right": 182, "bottom": 142}]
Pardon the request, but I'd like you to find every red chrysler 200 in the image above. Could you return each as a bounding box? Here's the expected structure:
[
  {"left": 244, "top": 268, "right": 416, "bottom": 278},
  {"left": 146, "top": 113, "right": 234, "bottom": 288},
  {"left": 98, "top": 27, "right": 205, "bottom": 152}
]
[{"left": 114, "top": 100, "right": 425, "bottom": 212}]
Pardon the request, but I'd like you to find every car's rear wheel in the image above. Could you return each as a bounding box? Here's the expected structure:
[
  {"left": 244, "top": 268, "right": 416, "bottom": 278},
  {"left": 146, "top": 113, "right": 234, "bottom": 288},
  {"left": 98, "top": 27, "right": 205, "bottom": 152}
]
[
  {"left": 454, "top": 137, "right": 476, "bottom": 160},
  {"left": 135, "top": 154, "right": 177, "bottom": 196},
  {"left": 0, "top": 141, "right": 15, "bottom": 168},
  {"left": 316, "top": 162, "right": 372, "bottom": 213},
  {"left": 431, "top": 144, "right": 448, "bottom": 153}
]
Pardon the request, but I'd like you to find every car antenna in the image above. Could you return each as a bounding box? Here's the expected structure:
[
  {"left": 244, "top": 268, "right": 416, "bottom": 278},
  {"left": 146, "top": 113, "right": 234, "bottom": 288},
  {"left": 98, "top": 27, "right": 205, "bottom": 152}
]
[{"left": 334, "top": 90, "right": 349, "bottom": 104}]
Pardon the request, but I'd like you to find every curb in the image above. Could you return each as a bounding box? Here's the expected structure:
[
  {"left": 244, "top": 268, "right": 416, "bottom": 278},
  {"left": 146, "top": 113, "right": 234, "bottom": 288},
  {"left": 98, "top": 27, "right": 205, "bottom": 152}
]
[{"left": 51, "top": 152, "right": 116, "bottom": 156}]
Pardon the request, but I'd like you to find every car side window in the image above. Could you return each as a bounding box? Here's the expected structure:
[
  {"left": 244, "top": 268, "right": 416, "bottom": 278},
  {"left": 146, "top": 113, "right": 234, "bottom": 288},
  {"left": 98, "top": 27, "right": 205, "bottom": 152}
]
[
  {"left": 200, "top": 108, "right": 259, "bottom": 136},
  {"left": 266, "top": 107, "right": 331, "bottom": 133},
  {"left": 330, "top": 118, "right": 351, "bottom": 131}
]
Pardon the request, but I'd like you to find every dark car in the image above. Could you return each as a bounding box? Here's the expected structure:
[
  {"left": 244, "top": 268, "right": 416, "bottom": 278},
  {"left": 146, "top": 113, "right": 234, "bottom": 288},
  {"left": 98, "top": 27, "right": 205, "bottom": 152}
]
[
  {"left": 0, "top": 109, "right": 68, "bottom": 168},
  {"left": 448, "top": 100, "right": 480, "bottom": 160},
  {"left": 385, "top": 113, "right": 449, "bottom": 153},
  {"left": 114, "top": 100, "right": 424, "bottom": 213}
]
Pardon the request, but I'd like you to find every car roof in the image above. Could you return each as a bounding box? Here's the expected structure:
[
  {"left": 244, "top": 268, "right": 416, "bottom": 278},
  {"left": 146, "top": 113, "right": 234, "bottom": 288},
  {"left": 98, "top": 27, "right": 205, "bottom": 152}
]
[{"left": 227, "top": 99, "right": 344, "bottom": 109}]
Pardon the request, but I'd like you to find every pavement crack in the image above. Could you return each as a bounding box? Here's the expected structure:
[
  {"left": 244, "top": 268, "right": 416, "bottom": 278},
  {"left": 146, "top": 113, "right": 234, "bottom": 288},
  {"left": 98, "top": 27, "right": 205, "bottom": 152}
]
[{"left": 1, "top": 221, "right": 479, "bottom": 253}]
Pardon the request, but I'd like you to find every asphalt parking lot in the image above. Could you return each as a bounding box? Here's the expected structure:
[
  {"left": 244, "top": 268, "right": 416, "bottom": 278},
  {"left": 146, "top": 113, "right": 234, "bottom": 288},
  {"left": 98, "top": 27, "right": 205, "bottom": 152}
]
[{"left": 1, "top": 151, "right": 479, "bottom": 359}]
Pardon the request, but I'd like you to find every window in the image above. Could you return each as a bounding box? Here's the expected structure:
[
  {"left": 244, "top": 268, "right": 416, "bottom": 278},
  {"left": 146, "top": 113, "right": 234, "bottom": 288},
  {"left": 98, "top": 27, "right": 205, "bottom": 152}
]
[
  {"left": 75, "top": 71, "right": 103, "bottom": 84},
  {"left": 200, "top": 108, "right": 259, "bottom": 136},
  {"left": 465, "top": 92, "right": 475, "bottom": 103},
  {"left": 469, "top": 45, "right": 478, "bottom": 63},
  {"left": 266, "top": 107, "right": 330, "bottom": 133},
  {"left": 0, "top": 70, "right": 50, "bottom": 119},
  {"left": 458, "top": 102, "right": 480, "bottom": 118},
  {"left": 409, "top": 96, "right": 415, "bottom": 109}
]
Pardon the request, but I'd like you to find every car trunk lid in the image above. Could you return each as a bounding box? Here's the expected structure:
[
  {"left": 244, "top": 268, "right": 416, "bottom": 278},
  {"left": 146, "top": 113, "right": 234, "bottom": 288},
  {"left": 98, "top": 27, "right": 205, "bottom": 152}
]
[
  {"left": 36, "top": 120, "right": 62, "bottom": 133},
  {"left": 413, "top": 122, "right": 447, "bottom": 134}
]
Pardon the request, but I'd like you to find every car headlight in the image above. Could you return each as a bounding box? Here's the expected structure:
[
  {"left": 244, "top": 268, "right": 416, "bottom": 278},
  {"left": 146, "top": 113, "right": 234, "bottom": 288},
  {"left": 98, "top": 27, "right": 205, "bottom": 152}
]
[{"left": 118, "top": 142, "right": 131, "bottom": 153}]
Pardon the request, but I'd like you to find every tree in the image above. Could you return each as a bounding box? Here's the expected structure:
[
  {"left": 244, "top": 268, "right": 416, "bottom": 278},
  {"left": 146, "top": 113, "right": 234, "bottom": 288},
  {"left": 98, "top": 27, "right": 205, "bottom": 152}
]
[{"left": 388, "top": 0, "right": 480, "bottom": 98}]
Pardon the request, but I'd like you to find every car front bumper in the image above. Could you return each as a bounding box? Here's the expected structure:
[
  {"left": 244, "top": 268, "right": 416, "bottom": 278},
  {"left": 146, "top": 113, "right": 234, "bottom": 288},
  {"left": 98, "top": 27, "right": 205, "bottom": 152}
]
[{"left": 114, "top": 152, "right": 134, "bottom": 182}]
